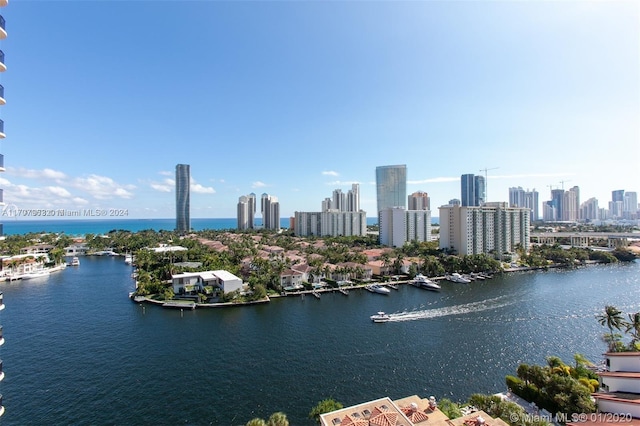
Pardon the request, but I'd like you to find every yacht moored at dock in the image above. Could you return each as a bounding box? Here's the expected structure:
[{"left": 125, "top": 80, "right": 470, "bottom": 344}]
[
  {"left": 447, "top": 273, "right": 471, "bottom": 284},
  {"left": 365, "top": 284, "right": 391, "bottom": 295},
  {"left": 412, "top": 274, "right": 441, "bottom": 291}
]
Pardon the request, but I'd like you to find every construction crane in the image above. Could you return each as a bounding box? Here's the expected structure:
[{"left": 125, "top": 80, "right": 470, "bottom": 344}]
[
  {"left": 479, "top": 167, "right": 499, "bottom": 202},
  {"left": 559, "top": 179, "right": 571, "bottom": 190}
]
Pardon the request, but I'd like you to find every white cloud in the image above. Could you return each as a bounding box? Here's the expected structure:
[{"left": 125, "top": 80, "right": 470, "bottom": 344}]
[
  {"left": 252, "top": 181, "right": 267, "bottom": 189},
  {"left": 191, "top": 183, "right": 215, "bottom": 194},
  {"left": 150, "top": 178, "right": 174, "bottom": 193},
  {"left": 9, "top": 167, "right": 67, "bottom": 182},
  {"left": 46, "top": 186, "right": 72, "bottom": 198},
  {"left": 72, "top": 197, "right": 89, "bottom": 205},
  {"left": 72, "top": 174, "right": 135, "bottom": 199},
  {"left": 322, "top": 171, "right": 339, "bottom": 177},
  {"left": 158, "top": 170, "right": 173, "bottom": 177}
]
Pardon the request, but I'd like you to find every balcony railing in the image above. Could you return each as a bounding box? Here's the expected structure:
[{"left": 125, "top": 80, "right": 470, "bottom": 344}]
[
  {"left": 0, "top": 119, "right": 4, "bottom": 134},
  {"left": 0, "top": 153, "right": 4, "bottom": 169},
  {"left": 0, "top": 50, "right": 4, "bottom": 64},
  {"left": 0, "top": 15, "right": 4, "bottom": 31},
  {"left": 0, "top": 189, "right": 4, "bottom": 204},
  {"left": 0, "top": 84, "right": 4, "bottom": 100}
]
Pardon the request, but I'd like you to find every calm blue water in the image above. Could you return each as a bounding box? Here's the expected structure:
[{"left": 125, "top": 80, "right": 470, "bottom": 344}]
[
  {"left": 1, "top": 218, "right": 381, "bottom": 236},
  {"left": 0, "top": 259, "right": 638, "bottom": 425}
]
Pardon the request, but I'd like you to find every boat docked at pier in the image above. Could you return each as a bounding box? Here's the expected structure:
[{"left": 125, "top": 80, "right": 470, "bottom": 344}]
[
  {"left": 21, "top": 270, "right": 51, "bottom": 280},
  {"left": 69, "top": 256, "right": 80, "bottom": 266},
  {"left": 448, "top": 273, "right": 471, "bottom": 284},
  {"left": 370, "top": 311, "right": 391, "bottom": 323},
  {"left": 412, "top": 274, "right": 441, "bottom": 291},
  {"left": 365, "top": 284, "right": 391, "bottom": 295}
]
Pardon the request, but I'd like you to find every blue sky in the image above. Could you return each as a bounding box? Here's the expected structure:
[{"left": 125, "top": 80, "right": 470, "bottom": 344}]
[{"left": 0, "top": 1, "right": 638, "bottom": 219}]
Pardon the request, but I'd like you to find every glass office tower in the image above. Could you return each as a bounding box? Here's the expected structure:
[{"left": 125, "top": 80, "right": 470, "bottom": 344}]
[{"left": 375, "top": 165, "right": 407, "bottom": 213}]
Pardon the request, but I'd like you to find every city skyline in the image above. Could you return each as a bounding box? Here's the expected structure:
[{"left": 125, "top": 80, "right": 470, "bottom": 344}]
[{"left": 0, "top": 1, "right": 637, "bottom": 219}]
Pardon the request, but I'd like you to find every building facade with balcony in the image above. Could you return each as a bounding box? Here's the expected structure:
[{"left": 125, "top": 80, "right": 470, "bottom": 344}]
[
  {"left": 439, "top": 202, "right": 530, "bottom": 257},
  {"left": 593, "top": 352, "right": 640, "bottom": 418}
]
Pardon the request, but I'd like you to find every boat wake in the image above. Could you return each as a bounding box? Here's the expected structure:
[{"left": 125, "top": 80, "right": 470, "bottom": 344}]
[{"left": 386, "top": 296, "right": 513, "bottom": 322}]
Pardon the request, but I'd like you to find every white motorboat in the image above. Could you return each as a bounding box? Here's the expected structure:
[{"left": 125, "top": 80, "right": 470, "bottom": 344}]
[
  {"left": 449, "top": 273, "right": 471, "bottom": 284},
  {"left": 124, "top": 253, "right": 133, "bottom": 264},
  {"left": 413, "top": 274, "right": 441, "bottom": 291},
  {"left": 21, "top": 270, "right": 50, "bottom": 280},
  {"left": 69, "top": 256, "right": 80, "bottom": 266},
  {"left": 370, "top": 311, "right": 391, "bottom": 323},
  {"left": 365, "top": 284, "right": 391, "bottom": 295}
]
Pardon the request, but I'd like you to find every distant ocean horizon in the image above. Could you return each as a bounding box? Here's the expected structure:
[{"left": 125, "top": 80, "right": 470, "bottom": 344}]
[
  {"left": 0, "top": 217, "right": 375, "bottom": 236},
  {"left": 1, "top": 216, "right": 439, "bottom": 236}
]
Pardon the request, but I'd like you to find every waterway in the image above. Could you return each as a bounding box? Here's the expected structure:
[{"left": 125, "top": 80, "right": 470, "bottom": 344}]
[{"left": 0, "top": 258, "right": 638, "bottom": 425}]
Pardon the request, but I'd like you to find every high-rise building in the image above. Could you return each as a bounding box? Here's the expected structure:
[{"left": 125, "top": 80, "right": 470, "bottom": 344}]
[
  {"left": 439, "top": 202, "right": 530, "bottom": 257},
  {"left": 523, "top": 189, "right": 539, "bottom": 222},
  {"left": 509, "top": 187, "right": 526, "bottom": 209},
  {"left": 262, "top": 194, "right": 280, "bottom": 231},
  {"left": 474, "top": 175, "right": 486, "bottom": 206},
  {"left": 611, "top": 190, "right": 625, "bottom": 219},
  {"left": 509, "top": 187, "right": 538, "bottom": 222},
  {"left": 175, "top": 164, "right": 190, "bottom": 233},
  {"left": 408, "top": 191, "right": 430, "bottom": 211},
  {"left": 347, "top": 183, "right": 360, "bottom": 212},
  {"left": 543, "top": 201, "right": 557, "bottom": 222},
  {"left": 237, "top": 194, "right": 256, "bottom": 230},
  {"left": 550, "top": 189, "right": 565, "bottom": 221},
  {"left": 612, "top": 190, "right": 625, "bottom": 203},
  {"left": 623, "top": 192, "right": 638, "bottom": 220},
  {"left": 461, "top": 174, "right": 485, "bottom": 206},
  {"left": 460, "top": 174, "right": 475, "bottom": 207},
  {"left": 297, "top": 184, "right": 365, "bottom": 237},
  {"left": 379, "top": 207, "right": 432, "bottom": 247},
  {"left": 375, "top": 165, "right": 406, "bottom": 213},
  {"left": 562, "top": 186, "right": 580, "bottom": 222},
  {"left": 332, "top": 189, "right": 345, "bottom": 212},
  {"left": 580, "top": 197, "right": 599, "bottom": 221}
]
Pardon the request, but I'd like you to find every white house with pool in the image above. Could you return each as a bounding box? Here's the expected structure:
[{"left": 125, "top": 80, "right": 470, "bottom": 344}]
[{"left": 171, "top": 270, "right": 243, "bottom": 295}]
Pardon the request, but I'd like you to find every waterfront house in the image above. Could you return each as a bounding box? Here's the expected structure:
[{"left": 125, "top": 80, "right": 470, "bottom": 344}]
[
  {"left": 280, "top": 268, "right": 304, "bottom": 289},
  {"left": 319, "top": 394, "right": 508, "bottom": 426},
  {"left": 291, "top": 263, "right": 314, "bottom": 283},
  {"left": 64, "top": 242, "right": 88, "bottom": 256},
  {"left": 172, "top": 270, "right": 243, "bottom": 295},
  {"left": 20, "top": 244, "right": 54, "bottom": 255},
  {"left": 1, "top": 254, "right": 48, "bottom": 277},
  {"left": 593, "top": 352, "right": 640, "bottom": 418},
  {"left": 367, "top": 259, "right": 393, "bottom": 276}
]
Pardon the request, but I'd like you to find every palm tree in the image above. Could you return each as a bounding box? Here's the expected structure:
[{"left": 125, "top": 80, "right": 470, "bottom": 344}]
[
  {"left": 625, "top": 312, "right": 640, "bottom": 349},
  {"left": 266, "top": 412, "right": 289, "bottom": 426},
  {"left": 246, "top": 418, "right": 267, "bottom": 426},
  {"left": 597, "top": 305, "right": 625, "bottom": 352}
]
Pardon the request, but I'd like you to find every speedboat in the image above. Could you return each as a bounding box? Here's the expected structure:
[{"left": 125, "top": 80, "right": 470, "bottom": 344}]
[
  {"left": 413, "top": 274, "right": 441, "bottom": 291},
  {"left": 69, "top": 256, "right": 80, "bottom": 266},
  {"left": 365, "top": 284, "right": 391, "bottom": 295},
  {"left": 449, "top": 273, "right": 471, "bottom": 284},
  {"left": 370, "top": 311, "right": 391, "bottom": 323}
]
